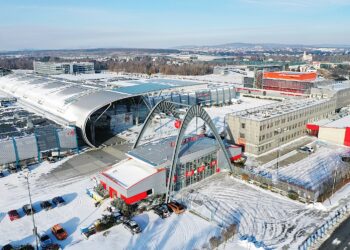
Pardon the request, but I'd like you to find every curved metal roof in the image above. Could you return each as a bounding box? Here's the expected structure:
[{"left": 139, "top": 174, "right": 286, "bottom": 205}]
[{"left": 0, "top": 73, "right": 133, "bottom": 147}]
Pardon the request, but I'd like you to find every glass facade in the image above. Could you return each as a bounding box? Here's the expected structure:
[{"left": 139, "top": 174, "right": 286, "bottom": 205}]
[{"left": 171, "top": 151, "right": 218, "bottom": 192}]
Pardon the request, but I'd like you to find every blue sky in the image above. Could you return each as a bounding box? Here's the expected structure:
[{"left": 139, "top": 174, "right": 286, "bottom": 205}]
[{"left": 0, "top": 0, "right": 349, "bottom": 50}]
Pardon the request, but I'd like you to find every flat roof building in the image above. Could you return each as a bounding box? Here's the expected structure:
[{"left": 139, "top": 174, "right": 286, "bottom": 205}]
[
  {"left": 310, "top": 81, "right": 350, "bottom": 110},
  {"left": 307, "top": 115, "right": 350, "bottom": 147},
  {"left": 99, "top": 134, "right": 242, "bottom": 204},
  {"left": 263, "top": 71, "right": 317, "bottom": 94},
  {"left": 33, "top": 61, "right": 94, "bottom": 75},
  {"left": 226, "top": 98, "right": 336, "bottom": 155}
]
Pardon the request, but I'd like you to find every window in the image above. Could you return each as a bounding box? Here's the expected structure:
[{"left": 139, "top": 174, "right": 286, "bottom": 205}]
[
  {"left": 241, "top": 123, "right": 246, "bottom": 129},
  {"left": 240, "top": 133, "right": 245, "bottom": 138}
]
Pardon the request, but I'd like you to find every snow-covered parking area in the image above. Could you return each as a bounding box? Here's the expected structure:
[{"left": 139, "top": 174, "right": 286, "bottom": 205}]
[
  {"left": 1, "top": 152, "right": 350, "bottom": 249},
  {"left": 0, "top": 160, "right": 221, "bottom": 250}
]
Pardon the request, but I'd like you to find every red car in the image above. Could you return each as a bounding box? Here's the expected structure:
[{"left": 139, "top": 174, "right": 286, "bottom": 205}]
[
  {"left": 8, "top": 209, "right": 20, "bottom": 221},
  {"left": 51, "top": 224, "right": 68, "bottom": 240}
]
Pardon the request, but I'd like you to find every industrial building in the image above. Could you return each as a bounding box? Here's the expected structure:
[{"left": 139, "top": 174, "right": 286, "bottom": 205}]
[
  {"left": 263, "top": 71, "right": 317, "bottom": 94},
  {"left": 0, "top": 73, "right": 148, "bottom": 147},
  {"left": 99, "top": 134, "right": 242, "bottom": 204},
  {"left": 98, "top": 101, "right": 241, "bottom": 204},
  {"left": 226, "top": 98, "right": 336, "bottom": 155},
  {"left": 33, "top": 61, "right": 94, "bottom": 75},
  {"left": 307, "top": 115, "right": 350, "bottom": 146},
  {"left": 310, "top": 81, "right": 350, "bottom": 110},
  {"left": 0, "top": 72, "right": 239, "bottom": 148}
]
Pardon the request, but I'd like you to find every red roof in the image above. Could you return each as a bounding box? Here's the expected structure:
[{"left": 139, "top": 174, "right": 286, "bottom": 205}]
[{"left": 264, "top": 72, "right": 317, "bottom": 81}]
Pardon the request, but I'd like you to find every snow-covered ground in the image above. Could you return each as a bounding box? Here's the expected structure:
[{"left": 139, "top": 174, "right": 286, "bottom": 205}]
[
  {"left": 1, "top": 152, "right": 350, "bottom": 249},
  {"left": 178, "top": 174, "right": 327, "bottom": 249},
  {"left": 251, "top": 141, "right": 350, "bottom": 193}
]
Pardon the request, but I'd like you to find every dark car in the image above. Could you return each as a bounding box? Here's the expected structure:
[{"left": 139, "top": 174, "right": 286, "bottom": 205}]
[
  {"left": 0, "top": 171, "right": 5, "bottom": 178},
  {"left": 1, "top": 244, "right": 14, "bottom": 250},
  {"left": 8, "top": 209, "right": 20, "bottom": 221},
  {"left": 153, "top": 204, "right": 171, "bottom": 219},
  {"left": 111, "top": 210, "right": 124, "bottom": 224},
  {"left": 38, "top": 231, "right": 52, "bottom": 248},
  {"left": 40, "top": 200, "right": 53, "bottom": 211},
  {"left": 52, "top": 196, "right": 65, "bottom": 207},
  {"left": 42, "top": 243, "right": 61, "bottom": 250},
  {"left": 123, "top": 220, "right": 141, "bottom": 235},
  {"left": 22, "top": 204, "right": 36, "bottom": 215}
]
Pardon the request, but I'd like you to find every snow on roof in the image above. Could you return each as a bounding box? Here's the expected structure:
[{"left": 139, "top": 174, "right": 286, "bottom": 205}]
[
  {"left": 317, "top": 81, "right": 350, "bottom": 91},
  {"left": 229, "top": 98, "right": 329, "bottom": 121},
  {"left": 127, "top": 135, "right": 218, "bottom": 167},
  {"left": 324, "top": 115, "right": 350, "bottom": 128},
  {"left": 308, "top": 119, "right": 334, "bottom": 127},
  {"left": 103, "top": 159, "right": 157, "bottom": 189}
]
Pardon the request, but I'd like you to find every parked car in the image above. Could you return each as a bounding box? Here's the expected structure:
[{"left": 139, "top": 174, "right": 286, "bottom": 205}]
[
  {"left": 42, "top": 243, "right": 61, "bottom": 250},
  {"left": 52, "top": 196, "right": 65, "bottom": 207},
  {"left": 0, "top": 171, "right": 5, "bottom": 178},
  {"left": 123, "top": 220, "right": 141, "bottom": 235},
  {"left": 8, "top": 166, "right": 17, "bottom": 174},
  {"left": 111, "top": 210, "right": 124, "bottom": 224},
  {"left": 22, "top": 204, "right": 36, "bottom": 215},
  {"left": 38, "top": 231, "right": 52, "bottom": 248},
  {"left": 298, "top": 146, "right": 315, "bottom": 154},
  {"left": 51, "top": 224, "right": 68, "bottom": 240},
  {"left": 167, "top": 201, "right": 186, "bottom": 214},
  {"left": 40, "top": 200, "right": 53, "bottom": 211},
  {"left": 153, "top": 204, "right": 171, "bottom": 219},
  {"left": 1, "top": 244, "right": 14, "bottom": 250},
  {"left": 8, "top": 209, "right": 20, "bottom": 221}
]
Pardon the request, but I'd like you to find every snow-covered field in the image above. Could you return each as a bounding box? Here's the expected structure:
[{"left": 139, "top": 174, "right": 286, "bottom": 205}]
[
  {"left": 178, "top": 174, "right": 327, "bottom": 249},
  {"left": 1, "top": 153, "right": 350, "bottom": 249}
]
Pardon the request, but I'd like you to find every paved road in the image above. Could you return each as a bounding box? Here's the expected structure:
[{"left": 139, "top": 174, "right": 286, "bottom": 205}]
[
  {"left": 41, "top": 143, "right": 132, "bottom": 184},
  {"left": 319, "top": 216, "right": 350, "bottom": 250}
]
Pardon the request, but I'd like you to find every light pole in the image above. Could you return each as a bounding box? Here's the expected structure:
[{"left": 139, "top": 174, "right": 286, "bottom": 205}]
[
  {"left": 274, "top": 128, "right": 288, "bottom": 181},
  {"left": 22, "top": 170, "right": 39, "bottom": 250}
]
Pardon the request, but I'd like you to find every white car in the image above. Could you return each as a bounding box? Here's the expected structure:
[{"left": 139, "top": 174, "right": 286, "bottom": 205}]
[{"left": 298, "top": 146, "right": 315, "bottom": 154}]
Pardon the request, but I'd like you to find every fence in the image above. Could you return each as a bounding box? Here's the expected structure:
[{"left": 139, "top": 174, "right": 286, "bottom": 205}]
[
  {"left": 0, "top": 125, "right": 79, "bottom": 167},
  {"left": 298, "top": 204, "right": 350, "bottom": 250},
  {"left": 232, "top": 167, "right": 317, "bottom": 203}
]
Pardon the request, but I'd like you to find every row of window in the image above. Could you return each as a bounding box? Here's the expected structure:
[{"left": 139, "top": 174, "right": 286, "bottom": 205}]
[
  {"left": 257, "top": 130, "right": 305, "bottom": 152},
  {"left": 241, "top": 104, "right": 333, "bottom": 132}
]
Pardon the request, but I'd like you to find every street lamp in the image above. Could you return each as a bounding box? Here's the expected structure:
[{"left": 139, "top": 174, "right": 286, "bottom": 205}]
[
  {"left": 19, "top": 170, "right": 39, "bottom": 250},
  {"left": 274, "top": 127, "right": 288, "bottom": 181}
]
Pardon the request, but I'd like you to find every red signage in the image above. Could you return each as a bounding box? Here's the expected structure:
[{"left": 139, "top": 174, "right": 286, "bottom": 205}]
[
  {"left": 197, "top": 166, "right": 205, "bottom": 173},
  {"left": 174, "top": 119, "right": 182, "bottom": 129},
  {"left": 185, "top": 170, "right": 194, "bottom": 177},
  {"left": 170, "top": 134, "right": 205, "bottom": 147},
  {"left": 210, "top": 160, "right": 217, "bottom": 167}
]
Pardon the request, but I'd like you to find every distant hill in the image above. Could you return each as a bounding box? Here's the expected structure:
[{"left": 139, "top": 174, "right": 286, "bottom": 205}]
[{"left": 172, "top": 42, "right": 350, "bottom": 50}]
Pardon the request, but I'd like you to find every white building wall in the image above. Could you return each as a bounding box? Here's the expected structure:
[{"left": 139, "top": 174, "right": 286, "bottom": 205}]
[
  {"left": 127, "top": 169, "right": 166, "bottom": 197},
  {"left": 319, "top": 127, "right": 346, "bottom": 145}
]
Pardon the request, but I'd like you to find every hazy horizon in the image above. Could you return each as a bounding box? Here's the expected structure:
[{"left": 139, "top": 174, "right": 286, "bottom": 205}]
[{"left": 1, "top": 0, "right": 350, "bottom": 51}]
